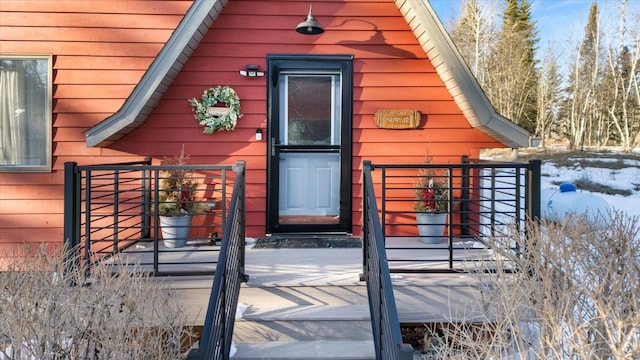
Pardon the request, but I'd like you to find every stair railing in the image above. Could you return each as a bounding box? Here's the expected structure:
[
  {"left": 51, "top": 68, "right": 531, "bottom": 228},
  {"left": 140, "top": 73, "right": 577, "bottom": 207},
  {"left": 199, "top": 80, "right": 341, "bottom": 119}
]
[
  {"left": 187, "top": 160, "right": 247, "bottom": 360},
  {"left": 362, "top": 160, "right": 414, "bottom": 360}
]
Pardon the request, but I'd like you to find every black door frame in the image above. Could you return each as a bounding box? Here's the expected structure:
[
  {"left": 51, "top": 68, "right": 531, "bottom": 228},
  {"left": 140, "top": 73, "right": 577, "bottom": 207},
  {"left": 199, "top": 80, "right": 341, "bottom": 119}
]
[{"left": 266, "top": 54, "right": 353, "bottom": 234}]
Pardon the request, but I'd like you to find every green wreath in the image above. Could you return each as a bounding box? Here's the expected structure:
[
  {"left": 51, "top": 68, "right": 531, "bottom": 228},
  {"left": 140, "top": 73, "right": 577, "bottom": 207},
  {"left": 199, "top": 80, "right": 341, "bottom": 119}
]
[{"left": 188, "top": 85, "right": 243, "bottom": 134}]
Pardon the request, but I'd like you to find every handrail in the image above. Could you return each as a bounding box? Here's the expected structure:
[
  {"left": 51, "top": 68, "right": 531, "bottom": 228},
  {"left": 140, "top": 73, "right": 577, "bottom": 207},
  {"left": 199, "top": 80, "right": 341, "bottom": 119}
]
[
  {"left": 187, "top": 160, "right": 247, "bottom": 360},
  {"left": 362, "top": 160, "right": 414, "bottom": 360},
  {"left": 367, "top": 158, "right": 541, "bottom": 274},
  {"left": 63, "top": 159, "right": 239, "bottom": 276}
]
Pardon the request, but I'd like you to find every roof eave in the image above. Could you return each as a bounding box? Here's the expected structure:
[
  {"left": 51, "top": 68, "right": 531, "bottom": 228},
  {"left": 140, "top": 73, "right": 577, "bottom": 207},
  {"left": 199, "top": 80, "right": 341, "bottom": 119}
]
[
  {"left": 396, "top": 0, "right": 532, "bottom": 148},
  {"left": 85, "top": 0, "right": 227, "bottom": 147}
]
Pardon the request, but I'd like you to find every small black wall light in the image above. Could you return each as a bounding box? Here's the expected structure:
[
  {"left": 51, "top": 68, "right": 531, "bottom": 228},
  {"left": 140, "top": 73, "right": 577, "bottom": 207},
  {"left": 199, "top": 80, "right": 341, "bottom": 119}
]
[
  {"left": 240, "top": 64, "right": 264, "bottom": 77},
  {"left": 296, "top": 4, "right": 324, "bottom": 35},
  {"left": 255, "top": 129, "right": 263, "bottom": 141}
]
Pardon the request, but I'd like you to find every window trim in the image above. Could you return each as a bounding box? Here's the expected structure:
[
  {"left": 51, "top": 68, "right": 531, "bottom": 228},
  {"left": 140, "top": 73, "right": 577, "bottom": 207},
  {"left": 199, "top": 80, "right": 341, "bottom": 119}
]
[{"left": 0, "top": 54, "right": 53, "bottom": 172}]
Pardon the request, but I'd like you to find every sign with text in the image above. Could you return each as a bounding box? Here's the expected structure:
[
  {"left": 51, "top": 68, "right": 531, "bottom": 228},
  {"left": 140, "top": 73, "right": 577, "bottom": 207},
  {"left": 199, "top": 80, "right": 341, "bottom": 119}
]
[{"left": 374, "top": 110, "right": 421, "bottom": 129}]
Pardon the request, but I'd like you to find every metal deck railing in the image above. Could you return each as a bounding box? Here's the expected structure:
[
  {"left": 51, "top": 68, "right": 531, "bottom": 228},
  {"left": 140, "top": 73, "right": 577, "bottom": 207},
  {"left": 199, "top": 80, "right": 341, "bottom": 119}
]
[
  {"left": 186, "top": 161, "right": 247, "bottom": 360},
  {"left": 362, "top": 161, "right": 414, "bottom": 360},
  {"left": 63, "top": 159, "right": 245, "bottom": 276},
  {"left": 364, "top": 157, "right": 541, "bottom": 274},
  {"left": 361, "top": 157, "right": 540, "bottom": 359}
]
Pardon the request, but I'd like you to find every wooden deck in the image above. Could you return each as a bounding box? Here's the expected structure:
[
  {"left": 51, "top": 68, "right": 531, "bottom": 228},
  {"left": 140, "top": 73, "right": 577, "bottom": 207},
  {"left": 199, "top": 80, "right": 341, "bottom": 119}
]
[{"left": 150, "top": 237, "right": 499, "bottom": 327}]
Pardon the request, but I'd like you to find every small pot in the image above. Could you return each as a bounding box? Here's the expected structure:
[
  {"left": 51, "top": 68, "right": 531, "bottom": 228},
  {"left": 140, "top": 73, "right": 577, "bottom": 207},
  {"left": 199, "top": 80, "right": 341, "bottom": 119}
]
[
  {"left": 159, "top": 215, "right": 192, "bottom": 248},
  {"left": 416, "top": 212, "right": 447, "bottom": 244}
]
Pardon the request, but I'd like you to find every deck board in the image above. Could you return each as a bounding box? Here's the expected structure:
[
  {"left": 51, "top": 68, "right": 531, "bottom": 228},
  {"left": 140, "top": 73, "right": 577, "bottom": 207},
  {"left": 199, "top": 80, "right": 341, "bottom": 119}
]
[{"left": 149, "top": 237, "right": 506, "bottom": 325}]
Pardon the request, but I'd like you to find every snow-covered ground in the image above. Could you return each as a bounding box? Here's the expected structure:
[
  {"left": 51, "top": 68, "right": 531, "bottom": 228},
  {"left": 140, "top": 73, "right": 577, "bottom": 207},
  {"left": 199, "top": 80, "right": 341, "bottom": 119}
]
[
  {"left": 484, "top": 147, "right": 640, "bottom": 220},
  {"left": 539, "top": 157, "right": 640, "bottom": 219}
]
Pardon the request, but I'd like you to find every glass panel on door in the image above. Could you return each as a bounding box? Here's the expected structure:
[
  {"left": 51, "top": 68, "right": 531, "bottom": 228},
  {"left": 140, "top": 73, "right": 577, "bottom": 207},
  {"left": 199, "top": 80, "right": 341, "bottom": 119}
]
[
  {"left": 278, "top": 73, "right": 341, "bottom": 225},
  {"left": 281, "top": 75, "right": 339, "bottom": 146}
]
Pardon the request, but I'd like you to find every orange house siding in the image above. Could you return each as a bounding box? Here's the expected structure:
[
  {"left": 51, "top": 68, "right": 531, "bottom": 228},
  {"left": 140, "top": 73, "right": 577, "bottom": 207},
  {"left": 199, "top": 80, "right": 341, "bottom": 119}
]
[
  {"left": 0, "top": 0, "right": 506, "bottom": 246},
  {"left": 0, "top": 1, "right": 191, "bottom": 249}
]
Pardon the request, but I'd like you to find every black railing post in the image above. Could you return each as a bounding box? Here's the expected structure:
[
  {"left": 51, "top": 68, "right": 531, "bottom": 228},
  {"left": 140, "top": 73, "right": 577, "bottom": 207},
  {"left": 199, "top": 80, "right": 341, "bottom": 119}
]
[
  {"left": 460, "top": 156, "right": 470, "bottom": 236},
  {"left": 141, "top": 157, "right": 152, "bottom": 238},
  {"left": 489, "top": 167, "right": 497, "bottom": 237},
  {"left": 524, "top": 159, "right": 542, "bottom": 276},
  {"left": 361, "top": 160, "right": 372, "bottom": 281},
  {"left": 113, "top": 170, "right": 120, "bottom": 253},
  {"left": 514, "top": 166, "right": 522, "bottom": 233},
  {"left": 527, "top": 159, "right": 542, "bottom": 222},
  {"left": 447, "top": 164, "right": 454, "bottom": 270},
  {"left": 63, "top": 162, "right": 81, "bottom": 279},
  {"left": 152, "top": 168, "right": 160, "bottom": 275},
  {"left": 84, "top": 169, "right": 92, "bottom": 275},
  {"left": 235, "top": 160, "right": 247, "bottom": 281}
]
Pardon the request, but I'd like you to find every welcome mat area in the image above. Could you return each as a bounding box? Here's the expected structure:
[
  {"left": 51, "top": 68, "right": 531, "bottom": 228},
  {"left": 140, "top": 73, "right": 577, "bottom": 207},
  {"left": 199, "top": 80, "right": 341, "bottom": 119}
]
[{"left": 253, "top": 237, "right": 362, "bottom": 249}]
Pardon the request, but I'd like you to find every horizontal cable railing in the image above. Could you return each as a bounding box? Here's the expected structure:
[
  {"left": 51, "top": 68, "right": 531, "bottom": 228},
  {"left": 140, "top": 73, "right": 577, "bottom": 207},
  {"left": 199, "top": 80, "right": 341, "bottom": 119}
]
[
  {"left": 362, "top": 161, "right": 414, "bottom": 360},
  {"left": 367, "top": 157, "right": 541, "bottom": 273},
  {"left": 63, "top": 159, "right": 243, "bottom": 276}
]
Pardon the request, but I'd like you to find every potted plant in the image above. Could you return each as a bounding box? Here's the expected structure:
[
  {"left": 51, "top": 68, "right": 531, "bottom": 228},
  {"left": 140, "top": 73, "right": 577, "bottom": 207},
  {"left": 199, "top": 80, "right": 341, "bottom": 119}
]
[
  {"left": 156, "top": 148, "right": 203, "bottom": 248},
  {"left": 414, "top": 168, "right": 449, "bottom": 244}
]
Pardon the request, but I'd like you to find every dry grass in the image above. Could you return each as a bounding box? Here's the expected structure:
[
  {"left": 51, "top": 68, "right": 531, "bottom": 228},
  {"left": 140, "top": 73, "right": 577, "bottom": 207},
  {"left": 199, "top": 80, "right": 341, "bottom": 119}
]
[
  {"left": 420, "top": 212, "right": 640, "bottom": 359},
  {"left": 0, "top": 245, "right": 193, "bottom": 359}
]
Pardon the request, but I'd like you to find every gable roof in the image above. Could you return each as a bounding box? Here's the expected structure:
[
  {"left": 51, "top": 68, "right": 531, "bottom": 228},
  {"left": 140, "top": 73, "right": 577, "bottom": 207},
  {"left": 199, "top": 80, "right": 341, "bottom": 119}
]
[{"left": 85, "top": 0, "right": 533, "bottom": 148}]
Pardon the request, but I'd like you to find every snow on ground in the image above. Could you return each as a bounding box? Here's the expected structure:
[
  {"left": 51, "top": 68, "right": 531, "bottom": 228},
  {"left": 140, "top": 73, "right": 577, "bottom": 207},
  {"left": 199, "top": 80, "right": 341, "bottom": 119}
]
[
  {"left": 539, "top": 157, "right": 640, "bottom": 219},
  {"left": 484, "top": 147, "right": 640, "bottom": 219}
]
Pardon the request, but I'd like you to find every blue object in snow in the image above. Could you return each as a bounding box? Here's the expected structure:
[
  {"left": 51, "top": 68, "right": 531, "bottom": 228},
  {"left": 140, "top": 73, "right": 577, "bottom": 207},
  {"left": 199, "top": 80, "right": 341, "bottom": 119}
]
[
  {"left": 540, "top": 182, "right": 610, "bottom": 225},
  {"left": 559, "top": 182, "right": 577, "bottom": 193}
]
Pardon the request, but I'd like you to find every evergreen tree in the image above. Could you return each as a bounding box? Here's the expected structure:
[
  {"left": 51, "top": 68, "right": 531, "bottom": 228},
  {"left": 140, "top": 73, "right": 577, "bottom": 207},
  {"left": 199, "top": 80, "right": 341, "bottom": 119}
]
[
  {"left": 487, "top": 0, "right": 539, "bottom": 133},
  {"left": 453, "top": 0, "right": 539, "bottom": 134}
]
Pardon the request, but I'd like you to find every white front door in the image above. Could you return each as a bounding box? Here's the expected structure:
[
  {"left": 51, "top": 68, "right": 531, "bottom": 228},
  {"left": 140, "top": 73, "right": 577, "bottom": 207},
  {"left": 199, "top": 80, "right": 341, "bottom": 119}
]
[{"left": 279, "top": 152, "right": 340, "bottom": 217}]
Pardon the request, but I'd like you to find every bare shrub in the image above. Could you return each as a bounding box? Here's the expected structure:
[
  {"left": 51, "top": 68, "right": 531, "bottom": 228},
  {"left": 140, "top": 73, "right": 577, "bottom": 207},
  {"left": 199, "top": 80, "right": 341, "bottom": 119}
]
[
  {"left": 0, "top": 245, "right": 192, "bottom": 359},
  {"left": 423, "top": 211, "right": 639, "bottom": 359}
]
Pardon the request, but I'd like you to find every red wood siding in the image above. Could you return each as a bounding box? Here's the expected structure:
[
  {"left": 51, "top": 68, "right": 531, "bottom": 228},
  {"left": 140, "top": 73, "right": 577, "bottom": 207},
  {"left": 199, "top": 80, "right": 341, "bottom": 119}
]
[
  {"left": 0, "top": 1, "right": 191, "bottom": 246},
  {"left": 0, "top": 0, "right": 507, "bottom": 245}
]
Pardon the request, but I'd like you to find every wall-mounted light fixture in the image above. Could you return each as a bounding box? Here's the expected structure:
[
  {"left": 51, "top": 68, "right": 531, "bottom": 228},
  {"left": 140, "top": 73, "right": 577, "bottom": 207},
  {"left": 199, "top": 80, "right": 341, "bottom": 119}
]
[
  {"left": 296, "top": 4, "right": 324, "bottom": 35},
  {"left": 255, "top": 129, "right": 263, "bottom": 141},
  {"left": 240, "top": 64, "right": 264, "bottom": 77}
]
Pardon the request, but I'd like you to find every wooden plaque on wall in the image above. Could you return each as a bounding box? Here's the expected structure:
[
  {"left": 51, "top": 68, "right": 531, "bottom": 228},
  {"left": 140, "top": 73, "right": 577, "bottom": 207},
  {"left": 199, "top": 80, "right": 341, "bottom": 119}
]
[{"left": 374, "top": 110, "right": 421, "bottom": 129}]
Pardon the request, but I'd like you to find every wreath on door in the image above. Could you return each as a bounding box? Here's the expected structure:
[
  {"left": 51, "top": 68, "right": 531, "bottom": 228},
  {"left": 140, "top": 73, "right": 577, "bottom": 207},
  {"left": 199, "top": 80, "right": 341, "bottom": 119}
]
[{"left": 188, "top": 85, "right": 243, "bottom": 134}]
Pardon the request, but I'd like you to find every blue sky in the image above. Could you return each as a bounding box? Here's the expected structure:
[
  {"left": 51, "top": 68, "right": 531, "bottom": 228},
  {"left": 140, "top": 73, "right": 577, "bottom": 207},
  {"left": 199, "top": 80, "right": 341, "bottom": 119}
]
[{"left": 429, "top": 0, "right": 639, "bottom": 55}]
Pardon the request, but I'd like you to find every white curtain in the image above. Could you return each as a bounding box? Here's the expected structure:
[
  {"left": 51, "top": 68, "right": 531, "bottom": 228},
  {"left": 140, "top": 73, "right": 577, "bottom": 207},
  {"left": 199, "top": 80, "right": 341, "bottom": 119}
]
[
  {"left": 1, "top": 69, "right": 20, "bottom": 164},
  {"left": 0, "top": 60, "right": 44, "bottom": 167}
]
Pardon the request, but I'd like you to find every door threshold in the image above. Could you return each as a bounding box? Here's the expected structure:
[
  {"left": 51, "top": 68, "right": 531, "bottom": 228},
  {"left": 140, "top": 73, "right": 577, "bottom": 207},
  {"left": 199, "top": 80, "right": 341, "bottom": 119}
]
[
  {"left": 265, "top": 232, "right": 353, "bottom": 238},
  {"left": 254, "top": 236, "right": 362, "bottom": 249}
]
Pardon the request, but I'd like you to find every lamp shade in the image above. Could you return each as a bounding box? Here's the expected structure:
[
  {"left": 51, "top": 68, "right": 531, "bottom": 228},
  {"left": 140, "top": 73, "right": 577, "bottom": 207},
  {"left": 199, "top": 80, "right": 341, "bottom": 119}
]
[{"left": 296, "top": 4, "right": 324, "bottom": 35}]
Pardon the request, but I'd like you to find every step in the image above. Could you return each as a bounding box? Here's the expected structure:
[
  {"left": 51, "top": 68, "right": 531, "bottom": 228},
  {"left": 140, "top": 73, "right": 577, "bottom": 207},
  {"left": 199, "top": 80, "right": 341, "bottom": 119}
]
[
  {"left": 232, "top": 285, "right": 375, "bottom": 359},
  {"left": 237, "top": 285, "right": 370, "bottom": 310},
  {"left": 234, "top": 319, "right": 373, "bottom": 342},
  {"left": 234, "top": 304, "right": 372, "bottom": 342},
  {"left": 233, "top": 340, "right": 375, "bottom": 360}
]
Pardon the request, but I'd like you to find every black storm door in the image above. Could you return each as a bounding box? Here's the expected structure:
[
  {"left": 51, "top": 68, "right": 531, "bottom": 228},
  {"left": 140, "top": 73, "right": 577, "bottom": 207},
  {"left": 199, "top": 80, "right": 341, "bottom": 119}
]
[{"left": 266, "top": 54, "right": 353, "bottom": 234}]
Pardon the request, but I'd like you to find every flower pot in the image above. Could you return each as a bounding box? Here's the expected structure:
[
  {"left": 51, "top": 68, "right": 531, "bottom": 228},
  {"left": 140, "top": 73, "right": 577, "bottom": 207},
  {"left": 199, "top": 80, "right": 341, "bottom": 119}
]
[
  {"left": 416, "top": 212, "right": 447, "bottom": 244},
  {"left": 159, "top": 215, "right": 192, "bottom": 248}
]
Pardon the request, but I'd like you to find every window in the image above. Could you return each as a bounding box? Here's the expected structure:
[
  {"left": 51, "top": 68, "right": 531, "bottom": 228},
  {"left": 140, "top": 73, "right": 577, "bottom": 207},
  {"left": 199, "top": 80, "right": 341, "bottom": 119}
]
[{"left": 0, "top": 55, "right": 52, "bottom": 172}]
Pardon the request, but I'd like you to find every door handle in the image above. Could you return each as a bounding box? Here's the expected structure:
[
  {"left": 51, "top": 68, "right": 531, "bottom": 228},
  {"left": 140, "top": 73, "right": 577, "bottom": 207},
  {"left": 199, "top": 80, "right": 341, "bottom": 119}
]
[{"left": 271, "top": 137, "right": 277, "bottom": 156}]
